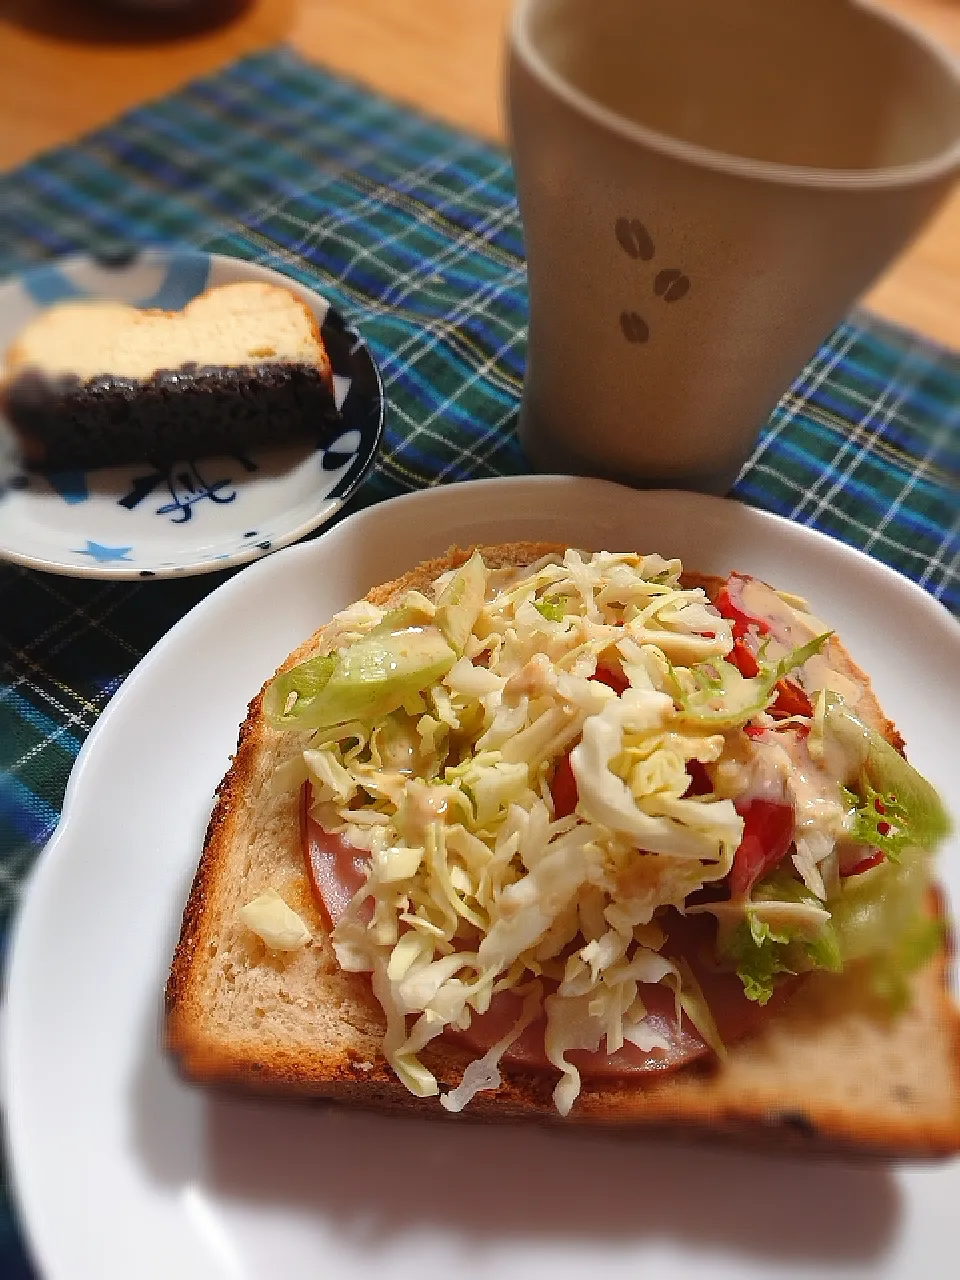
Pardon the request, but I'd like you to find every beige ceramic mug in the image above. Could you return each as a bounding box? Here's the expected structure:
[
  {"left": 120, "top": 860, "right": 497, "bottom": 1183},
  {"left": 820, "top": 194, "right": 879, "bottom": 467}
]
[{"left": 507, "top": 0, "right": 960, "bottom": 493}]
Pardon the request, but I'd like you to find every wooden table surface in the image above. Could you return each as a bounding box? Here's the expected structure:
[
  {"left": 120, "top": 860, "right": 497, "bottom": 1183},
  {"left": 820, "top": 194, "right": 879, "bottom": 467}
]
[{"left": 1, "top": 0, "right": 958, "bottom": 347}]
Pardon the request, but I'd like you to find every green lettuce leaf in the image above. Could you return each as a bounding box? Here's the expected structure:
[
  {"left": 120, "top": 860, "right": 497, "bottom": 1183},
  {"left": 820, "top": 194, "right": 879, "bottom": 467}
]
[
  {"left": 534, "top": 597, "right": 570, "bottom": 623},
  {"left": 840, "top": 782, "right": 913, "bottom": 862},
  {"left": 265, "top": 615, "right": 456, "bottom": 731},
  {"left": 728, "top": 855, "right": 939, "bottom": 1009},
  {"left": 755, "top": 870, "right": 843, "bottom": 973},
  {"left": 263, "top": 653, "right": 337, "bottom": 727},
  {"left": 674, "top": 632, "right": 830, "bottom": 730},
  {"left": 820, "top": 694, "right": 950, "bottom": 853},
  {"left": 724, "top": 914, "right": 793, "bottom": 1005},
  {"left": 829, "top": 844, "right": 930, "bottom": 965},
  {"left": 868, "top": 915, "right": 944, "bottom": 1013},
  {"left": 721, "top": 869, "right": 843, "bottom": 1003}
]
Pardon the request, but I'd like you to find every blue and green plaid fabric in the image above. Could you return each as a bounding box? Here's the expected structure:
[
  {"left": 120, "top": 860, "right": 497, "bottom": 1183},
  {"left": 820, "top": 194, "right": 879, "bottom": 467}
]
[{"left": 0, "top": 45, "right": 958, "bottom": 1277}]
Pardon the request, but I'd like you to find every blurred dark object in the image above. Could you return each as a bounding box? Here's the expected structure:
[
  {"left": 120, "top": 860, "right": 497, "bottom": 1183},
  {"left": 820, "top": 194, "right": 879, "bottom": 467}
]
[
  {"left": 1, "top": 0, "right": 254, "bottom": 43},
  {"left": 98, "top": 0, "right": 215, "bottom": 13}
]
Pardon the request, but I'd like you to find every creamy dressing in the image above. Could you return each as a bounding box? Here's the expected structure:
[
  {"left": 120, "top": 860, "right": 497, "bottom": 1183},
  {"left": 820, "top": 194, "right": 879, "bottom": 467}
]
[
  {"left": 504, "top": 653, "right": 558, "bottom": 700},
  {"left": 802, "top": 656, "right": 864, "bottom": 704},
  {"left": 273, "top": 555, "right": 934, "bottom": 1116},
  {"left": 737, "top": 576, "right": 866, "bottom": 705},
  {"left": 782, "top": 733, "right": 847, "bottom": 839},
  {"left": 711, "top": 724, "right": 848, "bottom": 898},
  {"left": 724, "top": 567, "right": 878, "bottom": 899}
]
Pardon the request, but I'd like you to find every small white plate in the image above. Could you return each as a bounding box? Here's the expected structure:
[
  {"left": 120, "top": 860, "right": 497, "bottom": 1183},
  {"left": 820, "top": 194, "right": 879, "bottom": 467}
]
[
  {"left": 4, "top": 478, "right": 959, "bottom": 1280},
  {"left": 0, "top": 250, "right": 384, "bottom": 578}
]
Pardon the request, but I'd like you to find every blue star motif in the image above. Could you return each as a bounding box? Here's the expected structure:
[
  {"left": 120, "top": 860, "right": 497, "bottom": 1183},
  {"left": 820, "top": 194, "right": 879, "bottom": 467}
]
[{"left": 74, "top": 540, "right": 134, "bottom": 564}]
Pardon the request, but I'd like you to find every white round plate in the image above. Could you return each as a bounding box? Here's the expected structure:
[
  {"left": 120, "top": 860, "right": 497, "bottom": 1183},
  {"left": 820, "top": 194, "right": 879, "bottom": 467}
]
[
  {"left": 4, "top": 478, "right": 959, "bottom": 1280},
  {"left": 0, "top": 249, "right": 384, "bottom": 578}
]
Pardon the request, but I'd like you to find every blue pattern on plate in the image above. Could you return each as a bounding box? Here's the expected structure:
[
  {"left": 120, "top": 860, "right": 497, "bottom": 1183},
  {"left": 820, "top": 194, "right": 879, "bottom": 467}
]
[
  {"left": 134, "top": 251, "right": 211, "bottom": 308},
  {"left": 22, "top": 250, "right": 211, "bottom": 310},
  {"left": 73, "top": 540, "right": 134, "bottom": 564},
  {"left": 45, "top": 471, "right": 89, "bottom": 504},
  {"left": 20, "top": 263, "right": 88, "bottom": 306},
  {"left": 0, "top": 249, "right": 385, "bottom": 577}
]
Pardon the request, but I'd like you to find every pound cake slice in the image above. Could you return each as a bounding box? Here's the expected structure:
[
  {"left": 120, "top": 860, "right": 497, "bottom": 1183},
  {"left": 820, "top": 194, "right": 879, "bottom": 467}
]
[{"left": 1, "top": 281, "right": 340, "bottom": 470}]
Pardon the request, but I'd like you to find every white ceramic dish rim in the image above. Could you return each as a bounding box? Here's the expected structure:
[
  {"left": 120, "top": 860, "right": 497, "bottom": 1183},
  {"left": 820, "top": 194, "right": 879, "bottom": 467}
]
[
  {"left": 40, "top": 477, "right": 960, "bottom": 826},
  {"left": 4, "top": 476, "right": 959, "bottom": 1280}
]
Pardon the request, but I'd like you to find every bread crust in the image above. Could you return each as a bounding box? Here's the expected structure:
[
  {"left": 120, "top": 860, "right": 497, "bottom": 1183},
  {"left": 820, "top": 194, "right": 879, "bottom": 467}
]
[{"left": 165, "top": 543, "right": 960, "bottom": 1156}]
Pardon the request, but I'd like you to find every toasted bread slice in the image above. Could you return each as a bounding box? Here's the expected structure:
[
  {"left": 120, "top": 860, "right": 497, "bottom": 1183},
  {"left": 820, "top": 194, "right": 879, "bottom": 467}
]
[{"left": 165, "top": 543, "right": 960, "bottom": 1156}]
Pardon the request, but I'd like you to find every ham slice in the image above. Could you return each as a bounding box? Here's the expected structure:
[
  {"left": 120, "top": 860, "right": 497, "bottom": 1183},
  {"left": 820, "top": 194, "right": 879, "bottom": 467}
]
[
  {"left": 302, "top": 787, "right": 794, "bottom": 1078},
  {"left": 449, "top": 977, "right": 707, "bottom": 1075},
  {"left": 301, "top": 787, "right": 370, "bottom": 924}
]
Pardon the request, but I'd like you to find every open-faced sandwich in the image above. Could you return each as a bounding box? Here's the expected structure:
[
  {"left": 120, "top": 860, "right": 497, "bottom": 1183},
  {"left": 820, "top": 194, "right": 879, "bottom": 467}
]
[{"left": 166, "top": 543, "right": 958, "bottom": 1155}]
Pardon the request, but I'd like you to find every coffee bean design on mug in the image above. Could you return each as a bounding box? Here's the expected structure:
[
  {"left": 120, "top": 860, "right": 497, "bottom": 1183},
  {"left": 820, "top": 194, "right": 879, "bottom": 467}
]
[
  {"left": 615, "top": 217, "right": 655, "bottom": 261},
  {"left": 653, "top": 268, "right": 691, "bottom": 302},
  {"left": 619, "top": 313, "right": 650, "bottom": 343},
  {"left": 615, "top": 217, "right": 690, "bottom": 344}
]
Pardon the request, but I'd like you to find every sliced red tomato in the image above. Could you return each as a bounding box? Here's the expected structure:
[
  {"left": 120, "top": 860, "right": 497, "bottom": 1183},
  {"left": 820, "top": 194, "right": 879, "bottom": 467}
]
[
  {"left": 593, "top": 663, "right": 629, "bottom": 695},
  {"left": 548, "top": 665, "right": 631, "bottom": 819},
  {"left": 769, "top": 678, "right": 813, "bottom": 719},
  {"left": 841, "top": 848, "right": 885, "bottom": 878},
  {"left": 729, "top": 798, "right": 795, "bottom": 899},
  {"left": 716, "top": 578, "right": 814, "bottom": 719},
  {"left": 715, "top": 574, "right": 771, "bottom": 640},
  {"left": 551, "top": 750, "right": 579, "bottom": 819},
  {"left": 728, "top": 637, "right": 760, "bottom": 678}
]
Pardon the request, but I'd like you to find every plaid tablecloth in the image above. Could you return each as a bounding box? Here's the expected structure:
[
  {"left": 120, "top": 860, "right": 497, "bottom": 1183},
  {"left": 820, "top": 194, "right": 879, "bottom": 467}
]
[{"left": 0, "top": 45, "right": 958, "bottom": 1277}]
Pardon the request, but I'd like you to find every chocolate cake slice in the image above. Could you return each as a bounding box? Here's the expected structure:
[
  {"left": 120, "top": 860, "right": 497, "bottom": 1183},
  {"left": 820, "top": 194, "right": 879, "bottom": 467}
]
[{"left": 1, "top": 282, "right": 340, "bottom": 470}]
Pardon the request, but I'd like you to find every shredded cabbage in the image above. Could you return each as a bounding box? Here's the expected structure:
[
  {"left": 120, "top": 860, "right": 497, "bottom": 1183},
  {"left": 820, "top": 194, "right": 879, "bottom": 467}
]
[
  {"left": 815, "top": 692, "right": 951, "bottom": 851},
  {"left": 239, "top": 889, "right": 312, "bottom": 951},
  {"left": 260, "top": 551, "right": 951, "bottom": 1114}
]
